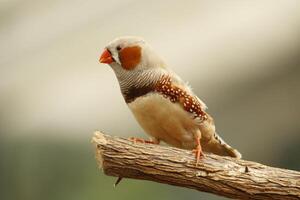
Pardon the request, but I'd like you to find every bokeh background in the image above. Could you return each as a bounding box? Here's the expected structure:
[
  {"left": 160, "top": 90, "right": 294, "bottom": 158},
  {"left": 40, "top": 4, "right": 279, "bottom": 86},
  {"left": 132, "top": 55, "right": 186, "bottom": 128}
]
[{"left": 1, "top": 0, "right": 300, "bottom": 199}]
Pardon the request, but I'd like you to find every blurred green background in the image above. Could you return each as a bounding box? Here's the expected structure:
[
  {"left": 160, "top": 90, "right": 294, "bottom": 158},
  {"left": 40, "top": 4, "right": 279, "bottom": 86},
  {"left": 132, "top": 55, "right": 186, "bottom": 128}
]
[{"left": 1, "top": 0, "right": 300, "bottom": 200}]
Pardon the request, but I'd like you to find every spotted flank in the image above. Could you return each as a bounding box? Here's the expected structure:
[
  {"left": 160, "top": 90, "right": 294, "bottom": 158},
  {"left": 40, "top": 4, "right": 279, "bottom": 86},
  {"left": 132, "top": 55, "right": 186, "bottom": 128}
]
[{"left": 155, "top": 75, "right": 208, "bottom": 122}]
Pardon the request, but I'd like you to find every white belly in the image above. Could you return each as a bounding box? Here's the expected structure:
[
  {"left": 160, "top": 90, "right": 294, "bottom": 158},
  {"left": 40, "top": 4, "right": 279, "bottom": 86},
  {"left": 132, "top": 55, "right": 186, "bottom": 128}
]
[{"left": 128, "top": 93, "right": 200, "bottom": 149}]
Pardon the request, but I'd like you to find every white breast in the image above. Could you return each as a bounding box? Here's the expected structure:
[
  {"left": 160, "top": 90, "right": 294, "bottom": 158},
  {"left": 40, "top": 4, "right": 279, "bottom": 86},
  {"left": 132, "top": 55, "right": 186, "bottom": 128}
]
[{"left": 128, "top": 92, "right": 200, "bottom": 149}]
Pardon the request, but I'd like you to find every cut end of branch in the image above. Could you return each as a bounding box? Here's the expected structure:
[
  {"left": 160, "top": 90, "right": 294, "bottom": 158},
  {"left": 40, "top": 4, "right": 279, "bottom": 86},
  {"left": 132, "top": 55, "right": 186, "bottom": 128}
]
[
  {"left": 91, "top": 131, "right": 107, "bottom": 169},
  {"left": 92, "top": 130, "right": 107, "bottom": 145}
]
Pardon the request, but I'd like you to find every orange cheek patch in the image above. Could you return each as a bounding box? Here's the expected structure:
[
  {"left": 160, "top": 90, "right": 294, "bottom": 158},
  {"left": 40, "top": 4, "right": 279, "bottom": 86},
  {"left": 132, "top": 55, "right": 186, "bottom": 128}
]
[{"left": 119, "top": 46, "right": 141, "bottom": 70}]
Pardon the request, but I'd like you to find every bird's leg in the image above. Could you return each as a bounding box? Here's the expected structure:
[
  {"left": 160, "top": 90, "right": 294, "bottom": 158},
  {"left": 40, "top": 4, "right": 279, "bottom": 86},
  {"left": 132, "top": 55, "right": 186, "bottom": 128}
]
[
  {"left": 192, "top": 136, "right": 205, "bottom": 166},
  {"left": 129, "top": 137, "right": 160, "bottom": 144}
]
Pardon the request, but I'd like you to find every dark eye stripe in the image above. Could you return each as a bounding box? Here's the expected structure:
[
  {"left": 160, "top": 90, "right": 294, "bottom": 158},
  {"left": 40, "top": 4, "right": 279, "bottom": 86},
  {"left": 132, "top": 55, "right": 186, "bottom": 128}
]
[
  {"left": 107, "top": 48, "right": 116, "bottom": 62},
  {"left": 107, "top": 48, "right": 112, "bottom": 54}
]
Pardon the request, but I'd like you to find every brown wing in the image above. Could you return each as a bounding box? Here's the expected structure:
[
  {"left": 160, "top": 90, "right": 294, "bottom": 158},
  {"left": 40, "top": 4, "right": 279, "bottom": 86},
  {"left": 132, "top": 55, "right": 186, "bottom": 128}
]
[{"left": 154, "top": 75, "right": 208, "bottom": 122}]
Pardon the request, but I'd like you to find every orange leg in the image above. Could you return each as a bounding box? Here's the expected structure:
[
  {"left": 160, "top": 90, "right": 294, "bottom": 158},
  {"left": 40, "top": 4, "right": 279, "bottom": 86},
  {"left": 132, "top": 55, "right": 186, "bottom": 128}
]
[
  {"left": 192, "top": 136, "right": 205, "bottom": 166},
  {"left": 129, "top": 137, "right": 160, "bottom": 144}
]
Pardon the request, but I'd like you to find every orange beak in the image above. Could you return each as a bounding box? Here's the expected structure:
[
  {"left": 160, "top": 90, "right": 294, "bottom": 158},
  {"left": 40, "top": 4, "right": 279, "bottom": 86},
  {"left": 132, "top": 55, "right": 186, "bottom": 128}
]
[{"left": 99, "top": 49, "right": 114, "bottom": 64}]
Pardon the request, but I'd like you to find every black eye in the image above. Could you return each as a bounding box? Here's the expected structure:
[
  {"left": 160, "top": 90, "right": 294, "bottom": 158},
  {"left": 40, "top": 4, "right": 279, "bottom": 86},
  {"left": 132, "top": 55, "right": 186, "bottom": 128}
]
[{"left": 116, "top": 46, "right": 121, "bottom": 51}]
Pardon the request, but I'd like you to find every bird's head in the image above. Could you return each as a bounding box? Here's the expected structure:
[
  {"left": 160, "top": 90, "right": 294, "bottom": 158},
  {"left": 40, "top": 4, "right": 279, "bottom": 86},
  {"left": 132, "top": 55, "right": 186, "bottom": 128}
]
[
  {"left": 99, "top": 36, "right": 170, "bottom": 101},
  {"left": 99, "top": 36, "right": 166, "bottom": 74}
]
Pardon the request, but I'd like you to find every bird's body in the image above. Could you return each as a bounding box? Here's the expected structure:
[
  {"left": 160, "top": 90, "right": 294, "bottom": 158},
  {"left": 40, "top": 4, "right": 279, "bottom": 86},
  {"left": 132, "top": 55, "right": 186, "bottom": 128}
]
[
  {"left": 99, "top": 36, "right": 241, "bottom": 163},
  {"left": 128, "top": 71, "right": 200, "bottom": 150}
]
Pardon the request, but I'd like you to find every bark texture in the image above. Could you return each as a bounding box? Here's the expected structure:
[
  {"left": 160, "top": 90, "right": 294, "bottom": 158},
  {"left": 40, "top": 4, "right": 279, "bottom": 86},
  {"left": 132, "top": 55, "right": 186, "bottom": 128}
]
[{"left": 92, "top": 131, "right": 300, "bottom": 200}]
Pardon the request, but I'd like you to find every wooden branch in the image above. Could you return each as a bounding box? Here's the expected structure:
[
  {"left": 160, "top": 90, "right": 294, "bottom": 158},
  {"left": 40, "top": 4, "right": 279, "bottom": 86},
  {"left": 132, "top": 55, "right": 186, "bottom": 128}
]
[{"left": 91, "top": 131, "right": 300, "bottom": 200}]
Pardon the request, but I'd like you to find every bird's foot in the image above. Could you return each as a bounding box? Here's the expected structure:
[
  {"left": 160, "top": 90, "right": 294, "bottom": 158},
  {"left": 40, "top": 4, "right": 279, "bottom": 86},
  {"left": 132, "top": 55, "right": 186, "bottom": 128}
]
[
  {"left": 128, "top": 137, "right": 159, "bottom": 144},
  {"left": 192, "top": 144, "right": 205, "bottom": 166}
]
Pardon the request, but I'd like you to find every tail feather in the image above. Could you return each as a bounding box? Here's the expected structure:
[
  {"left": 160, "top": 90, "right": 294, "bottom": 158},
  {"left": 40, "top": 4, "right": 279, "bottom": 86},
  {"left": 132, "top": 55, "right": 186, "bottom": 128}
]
[{"left": 203, "top": 132, "right": 242, "bottom": 159}]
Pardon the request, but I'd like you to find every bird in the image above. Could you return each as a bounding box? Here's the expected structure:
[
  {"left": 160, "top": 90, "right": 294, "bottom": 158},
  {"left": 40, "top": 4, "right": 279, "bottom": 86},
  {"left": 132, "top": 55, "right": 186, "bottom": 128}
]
[{"left": 99, "top": 36, "right": 242, "bottom": 165}]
